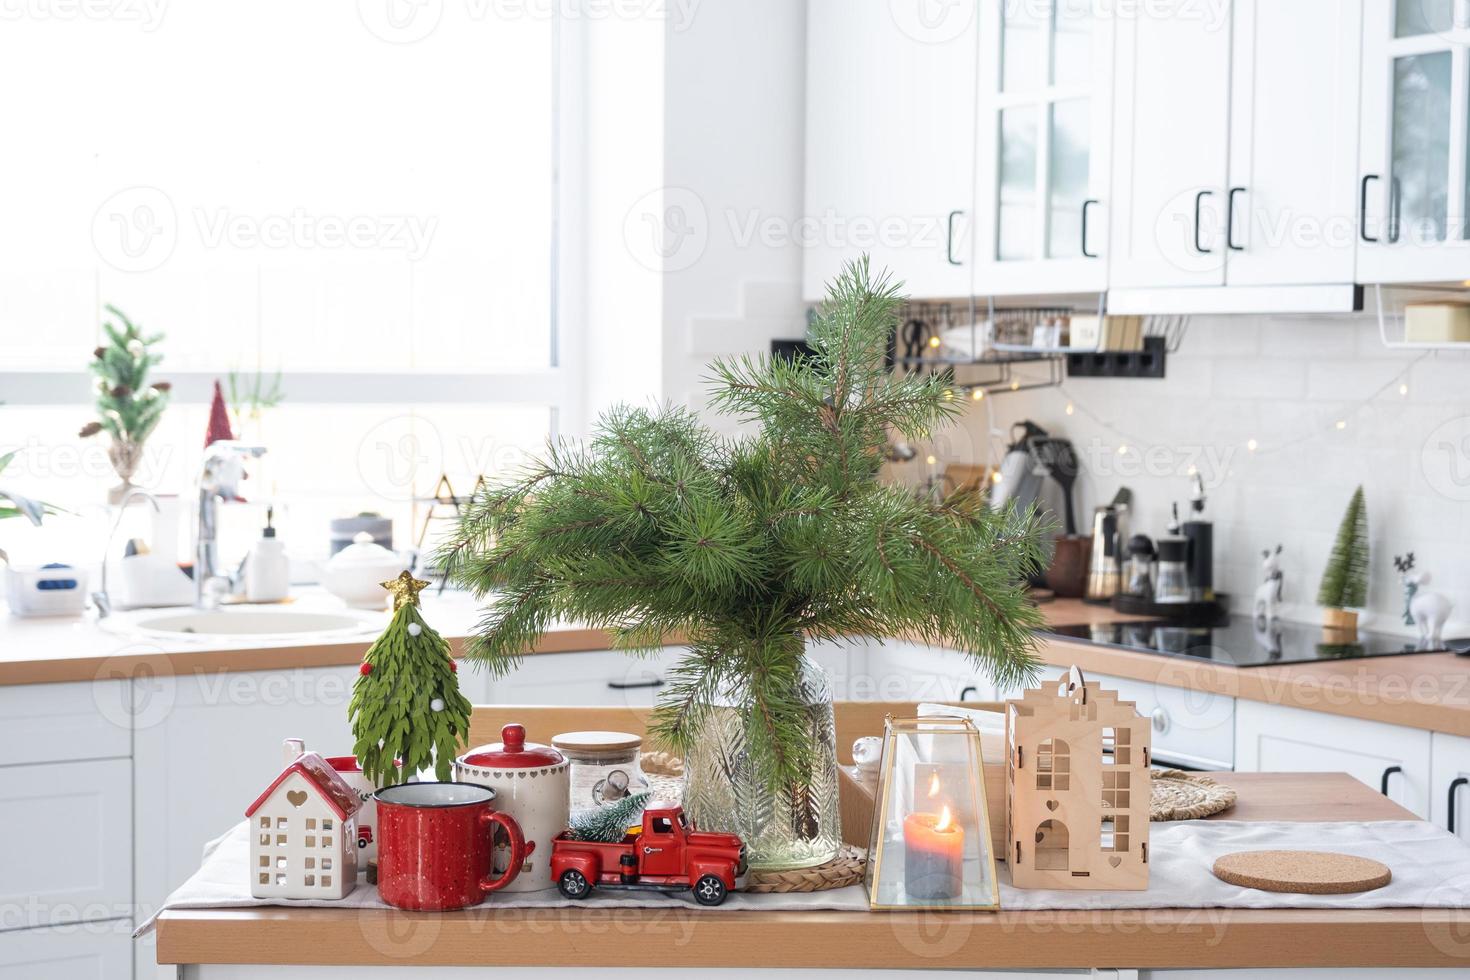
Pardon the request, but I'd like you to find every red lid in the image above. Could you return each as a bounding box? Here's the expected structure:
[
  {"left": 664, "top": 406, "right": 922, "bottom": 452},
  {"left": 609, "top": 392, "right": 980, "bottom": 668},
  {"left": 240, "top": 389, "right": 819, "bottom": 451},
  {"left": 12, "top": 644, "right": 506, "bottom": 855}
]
[{"left": 461, "top": 723, "right": 564, "bottom": 768}]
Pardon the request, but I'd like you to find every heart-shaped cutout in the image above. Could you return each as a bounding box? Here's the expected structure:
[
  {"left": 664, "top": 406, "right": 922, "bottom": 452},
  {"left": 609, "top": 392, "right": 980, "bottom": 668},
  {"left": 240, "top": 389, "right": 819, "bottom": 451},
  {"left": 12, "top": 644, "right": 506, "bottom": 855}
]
[
  {"left": 1109, "top": 855, "right": 1122, "bottom": 868},
  {"left": 1045, "top": 799, "right": 1059, "bottom": 812},
  {"left": 286, "top": 789, "right": 308, "bottom": 808}
]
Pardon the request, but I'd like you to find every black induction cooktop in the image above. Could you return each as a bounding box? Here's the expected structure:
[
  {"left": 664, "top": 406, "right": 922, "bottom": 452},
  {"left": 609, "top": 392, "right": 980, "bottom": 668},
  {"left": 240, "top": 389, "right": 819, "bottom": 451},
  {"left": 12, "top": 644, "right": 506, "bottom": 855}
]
[{"left": 1045, "top": 615, "right": 1469, "bottom": 668}]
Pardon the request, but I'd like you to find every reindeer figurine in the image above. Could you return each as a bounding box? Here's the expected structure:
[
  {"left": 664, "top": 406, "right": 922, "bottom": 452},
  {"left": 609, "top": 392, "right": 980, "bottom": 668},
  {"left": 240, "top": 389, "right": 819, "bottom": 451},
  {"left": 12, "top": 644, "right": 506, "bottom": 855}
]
[
  {"left": 1253, "top": 545, "right": 1284, "bottom": 626},
  {"left": 1394, "top": 553, "right": 1454, "bottom": 647}
]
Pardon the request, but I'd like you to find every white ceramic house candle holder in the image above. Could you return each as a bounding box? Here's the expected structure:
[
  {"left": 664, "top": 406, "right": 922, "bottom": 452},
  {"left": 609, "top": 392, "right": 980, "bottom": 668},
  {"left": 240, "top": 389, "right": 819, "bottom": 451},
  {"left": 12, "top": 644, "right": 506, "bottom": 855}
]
[{"left": 246, "top": 751, "right": 362, "bottom": 901}]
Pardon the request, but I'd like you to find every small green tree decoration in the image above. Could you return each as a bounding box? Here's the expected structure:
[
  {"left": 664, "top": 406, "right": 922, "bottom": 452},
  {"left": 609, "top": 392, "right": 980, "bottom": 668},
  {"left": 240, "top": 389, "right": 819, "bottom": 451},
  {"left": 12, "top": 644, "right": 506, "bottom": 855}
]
[
  {"left": 566, "top": 792, "right": 651, "bottom": 843},
  {"left": 78, "top": 306, "right": 170, "bottom": 504},
  {"left": 349, "top": 571, "right": 473, "bottom": 786},
  {"left": 437, "top": 258, "right": 1048, "bottom": 795},
  {"left": 1317, "top": 485, "right": 1369, "bottom": 611}
]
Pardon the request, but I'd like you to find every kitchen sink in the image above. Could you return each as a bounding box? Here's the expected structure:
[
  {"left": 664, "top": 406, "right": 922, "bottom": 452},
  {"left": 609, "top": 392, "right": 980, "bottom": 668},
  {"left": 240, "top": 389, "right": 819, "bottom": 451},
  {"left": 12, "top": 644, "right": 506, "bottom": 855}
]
[{"left": 103, "top": 607, "right": 382, "bottom": 642}]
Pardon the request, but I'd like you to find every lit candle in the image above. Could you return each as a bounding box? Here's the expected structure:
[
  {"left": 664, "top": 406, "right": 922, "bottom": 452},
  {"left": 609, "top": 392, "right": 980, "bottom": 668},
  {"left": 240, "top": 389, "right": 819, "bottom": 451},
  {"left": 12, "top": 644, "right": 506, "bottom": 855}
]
[{"left": 903, "top": 805, "right": 964, "bottom": 901}]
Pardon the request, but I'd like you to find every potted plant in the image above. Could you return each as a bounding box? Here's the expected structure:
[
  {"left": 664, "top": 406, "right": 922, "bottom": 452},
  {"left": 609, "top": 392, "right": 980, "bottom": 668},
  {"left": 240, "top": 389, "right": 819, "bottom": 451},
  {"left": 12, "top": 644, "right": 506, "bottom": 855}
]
[
  {"left": 438, "top": 260, "right": 1048, "bottom": 869},
  {"left": 0, "top": 449, "right": 61, "bottom": 564},
  {"left": 78, "top": 306, "right": 170, "bottom": 505},
  {"left": 1317, "top": 485, "right": 1368, "bottom": 633}
]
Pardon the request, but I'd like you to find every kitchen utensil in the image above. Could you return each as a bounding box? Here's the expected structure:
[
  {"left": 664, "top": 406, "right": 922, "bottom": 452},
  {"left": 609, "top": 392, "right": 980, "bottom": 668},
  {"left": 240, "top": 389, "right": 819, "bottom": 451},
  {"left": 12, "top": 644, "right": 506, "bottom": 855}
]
[
  {"left": 990, "top": 421, "right": 1048, "bottom": 514},
  {"left": 374, "top": 782, "right": 526, "bottom": 910},
  {"left": 1044, "top": 534, "right": 1092, "bottom": 598},
  {"left": 1154, "top": 538, "right": 1192, "bottom": 603},
  {"left": 455, "top": 724, "right": 570, "bottom": 892},
  {"left": 1124, "top": 534, "right": 1156, "bottom": 598},
  {"left": 899, "top": 317, "right": 927, "bottom": 367},
  {"left": 1032, "top": 436, "right": 1079, "bottom": 535},
  {"left": 320, "top": 532, "right": 409, "bottom": 608},
  {"left": 4, "top": 563, "right": 88, "bottom": 617}
]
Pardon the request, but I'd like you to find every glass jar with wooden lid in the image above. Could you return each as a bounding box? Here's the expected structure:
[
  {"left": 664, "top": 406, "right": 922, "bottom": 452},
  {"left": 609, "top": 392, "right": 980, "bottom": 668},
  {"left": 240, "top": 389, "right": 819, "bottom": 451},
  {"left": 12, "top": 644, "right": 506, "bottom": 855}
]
[{"left": 550, "top": 730, "right": 652, "bottom": 818}]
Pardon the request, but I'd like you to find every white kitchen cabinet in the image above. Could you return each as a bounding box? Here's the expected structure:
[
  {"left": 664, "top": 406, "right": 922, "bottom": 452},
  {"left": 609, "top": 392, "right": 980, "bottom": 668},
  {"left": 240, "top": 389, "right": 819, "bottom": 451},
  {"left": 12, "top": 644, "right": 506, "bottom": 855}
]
[
  {"left": 488, "top": 648, "right": 683, "bottom": 707},
  {"left": 1080, "top": 669, "right": 1234, "bottom": 771},
  {"left": 1107, "top": 0, "right": 1232, "bottom": 288},
  {"left": 0, "top": 680, "right": 131, "bottom": 767},
  {"left": 1430, "top": 731, "right": 1470, "bottom": 842},
  {"left": 0, "top": 922, "right": 134, "bottom": 980},
  {"left": 1234, "top": 699, "right": 1431, "bottom": 817},
  {"left": 1225, "top": 0, "right": 1363, "bottom": 286},
  {"left": 861, "top": 639, "right": 993, "bottom": 704},
  {"left": 132, "top": 665, "right": 361, "bottom": 938},
  {"left": 973, "top": 0, "right": 1115, "bottom": 294},
  {"left": 803, "top": 0, "right": 977, "bottom": 300},
  {"left": 0, "top": 759, "right": 132, "bottom": 931},
  {"left": 1358, "top": 0, "right": 1470, "bottom": 282}
]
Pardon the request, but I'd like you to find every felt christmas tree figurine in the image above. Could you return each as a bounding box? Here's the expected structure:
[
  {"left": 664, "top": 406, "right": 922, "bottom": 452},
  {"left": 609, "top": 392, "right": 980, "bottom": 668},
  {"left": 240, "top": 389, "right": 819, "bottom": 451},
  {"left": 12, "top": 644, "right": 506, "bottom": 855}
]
[
  {"left": 204, "top": 379, "right": 235, "bottom": 447},
  {"left": 349, "top": 571, "right": 473, "bottom": 786},
  {"left": 1317, "top": 485, "right": 1369, "bottom": 628},
  {"left": 567, "top": 792, "right": 650, "bottom": 843}
]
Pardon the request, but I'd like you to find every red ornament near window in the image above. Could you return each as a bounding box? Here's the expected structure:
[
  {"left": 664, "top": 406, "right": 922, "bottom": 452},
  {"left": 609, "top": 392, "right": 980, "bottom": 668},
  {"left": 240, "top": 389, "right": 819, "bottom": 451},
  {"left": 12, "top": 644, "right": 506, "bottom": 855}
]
[
  {"left": 449, "top": 660, "right": 457, "bottom": 673},
  {"left": 359, "top": 662, "right": 373, "bottom": 676}
]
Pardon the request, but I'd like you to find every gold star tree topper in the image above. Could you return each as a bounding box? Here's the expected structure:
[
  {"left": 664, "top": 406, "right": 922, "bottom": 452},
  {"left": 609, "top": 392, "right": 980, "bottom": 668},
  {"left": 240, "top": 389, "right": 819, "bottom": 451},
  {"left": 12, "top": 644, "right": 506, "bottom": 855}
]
[{"left": 381, "top": 570, "right": 431, "bottom": 611}]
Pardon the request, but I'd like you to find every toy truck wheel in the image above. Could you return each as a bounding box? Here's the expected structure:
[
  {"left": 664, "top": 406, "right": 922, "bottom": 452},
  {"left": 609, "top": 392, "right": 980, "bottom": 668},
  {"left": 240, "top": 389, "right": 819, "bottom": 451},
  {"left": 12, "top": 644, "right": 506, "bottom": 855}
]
[
  {"left": 558, "top": 869, "right": 591, "bottom": 899},
  {"left": 693, "top": 874, "right": 727, "bottom": 906}
]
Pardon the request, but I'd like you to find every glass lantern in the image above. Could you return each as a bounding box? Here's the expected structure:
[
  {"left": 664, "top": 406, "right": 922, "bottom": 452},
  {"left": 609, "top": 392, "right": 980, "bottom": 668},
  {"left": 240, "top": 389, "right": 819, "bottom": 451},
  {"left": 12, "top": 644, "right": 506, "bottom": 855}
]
[{"left": 863, "top": 715, "right": 1000, "bottom": 911}]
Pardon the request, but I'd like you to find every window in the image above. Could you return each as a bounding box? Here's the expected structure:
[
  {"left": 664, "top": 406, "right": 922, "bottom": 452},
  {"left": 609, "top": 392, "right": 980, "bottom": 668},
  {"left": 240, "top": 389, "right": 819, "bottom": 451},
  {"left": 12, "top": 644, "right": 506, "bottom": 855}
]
[
  {"left": 322, "top": 820, "right": 333, "bottom": 833},
  {"left": 1035, "top": 738, "right": 1070, "bottom": 791},
  {"left": 1101, "top": 815, "right": 1129, "bottom": 854},
  {"left": 652, "top": 817, "right": 673, "bottom": 834},
  {"left": 306, "top": 819, "right": 317, "bottom": 831},
  {"left": 1101, "top": 727, "right": 1131, "bottom": 766},
  {"left": 0, "top": 5, "right": 563, "bottom": 557},
  {"left": 1102, "top": 770, "right": 1131, "bottom": 810}
]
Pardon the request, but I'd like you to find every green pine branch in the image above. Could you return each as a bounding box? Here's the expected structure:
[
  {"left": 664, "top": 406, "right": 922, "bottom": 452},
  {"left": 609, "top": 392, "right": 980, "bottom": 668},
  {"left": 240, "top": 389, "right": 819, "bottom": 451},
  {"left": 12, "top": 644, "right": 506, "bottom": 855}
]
[{"left": 439, "top": 257, "right": 1048, "bottom": 793}]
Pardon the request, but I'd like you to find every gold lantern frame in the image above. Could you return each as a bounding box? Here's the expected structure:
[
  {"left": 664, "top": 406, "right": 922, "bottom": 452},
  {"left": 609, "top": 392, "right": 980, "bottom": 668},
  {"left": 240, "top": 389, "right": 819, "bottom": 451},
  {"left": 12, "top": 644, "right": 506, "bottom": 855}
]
[{"left": 864, "top": 715, "right": 1001, "bottom": 912}]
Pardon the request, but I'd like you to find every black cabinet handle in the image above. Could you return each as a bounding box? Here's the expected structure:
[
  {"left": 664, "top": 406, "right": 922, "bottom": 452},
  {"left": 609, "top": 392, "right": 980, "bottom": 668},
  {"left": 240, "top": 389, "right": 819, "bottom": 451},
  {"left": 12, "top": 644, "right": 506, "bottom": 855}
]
[
  {"left": 1081, "top": 199, "right": 1099, "bottom": 258},
  {"left": 1450, "top": 777, "right": 1469, "bottom": 834},
  {"left": 1381, "top": 765, "right": 1403, "bottom": 796},
  {"left": 1360, "top": 174, "right": 1380, "bottom": 243},
  {"left": 959, "top": 685, "right": 979, "bottom": 701},
  {"left": 1226, "top": 187, "right": 1245, "bottom": 251},
  {"left": 1193, "top": 190, "right": 1214, "bottom": 254},
  {"left": 607, "top": 677, "right": 665, "bottom": 690},
  {"left": 946, "top": 209, "right": 964, "bottom": 265}
]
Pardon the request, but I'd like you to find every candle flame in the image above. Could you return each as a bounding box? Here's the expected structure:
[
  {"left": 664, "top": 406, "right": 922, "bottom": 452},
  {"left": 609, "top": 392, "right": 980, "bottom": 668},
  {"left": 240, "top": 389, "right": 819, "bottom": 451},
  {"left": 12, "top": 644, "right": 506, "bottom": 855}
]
[
  {"left": 935, "top": 805, "right": 954, "bottom": 832},
  {"left": 927, "top": 771, "right": 941, "bottom": 798}
]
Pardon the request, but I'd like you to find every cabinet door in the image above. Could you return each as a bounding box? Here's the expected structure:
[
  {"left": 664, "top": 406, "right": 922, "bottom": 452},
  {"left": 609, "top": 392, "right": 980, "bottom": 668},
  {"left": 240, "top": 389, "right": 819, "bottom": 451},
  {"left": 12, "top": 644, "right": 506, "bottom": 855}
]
[
  {"left": 1085, "top": 670, "right": 1235, "bottom": 771},
  {"left": 132, "top": 666, "right": 360, "bottom": 927},
  {"left": 1431, "top": 731, "right": 1470, "bottom": 842},
  {"left": 487, "top": 649, "right": 681, "bottom": 707},
  {"left": 1107, "top": 0, "right": 1232, "bottom": 288},
  {"left": 0, "top": 760, "right": 132, "bottom": 930},
  {"left": 1226, "top": 0, "right": 1362, "bottom": 285},
  {"left": 803, "top": 0, "right": 977, "bottom": 300},
  {"left": 1358, "top": 0, "right": 1470, "bottom": 282},
  {"left": 862, "top": 640, "right": 990, "bottom": 703},
  {"left": 1234, "top": 699, "right": 1432, "bottom": 817},
  {"left": 973, "top": 0, "right": 1114, "bottom": 295},
  {"left": 0, "top": 923, "right": 133, "bottom": 980}
]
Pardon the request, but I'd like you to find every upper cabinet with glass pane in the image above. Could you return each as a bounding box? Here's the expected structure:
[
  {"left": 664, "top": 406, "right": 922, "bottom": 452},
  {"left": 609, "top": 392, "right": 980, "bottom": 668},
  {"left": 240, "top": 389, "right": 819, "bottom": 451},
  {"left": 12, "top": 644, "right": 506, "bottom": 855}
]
[
  {"left": 974, "top": 0, "right": 1115, "bottom": 296},
  {"left": 1359, "top": 0, "right": 1470, "bottom": 282}
]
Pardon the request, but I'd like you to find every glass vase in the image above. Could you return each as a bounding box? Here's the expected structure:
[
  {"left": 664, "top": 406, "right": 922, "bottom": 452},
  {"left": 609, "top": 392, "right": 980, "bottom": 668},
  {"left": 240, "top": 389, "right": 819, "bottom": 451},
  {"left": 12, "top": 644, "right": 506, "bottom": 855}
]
[{"left": 681, "top": 649, "right": 841, "bottom": 871}]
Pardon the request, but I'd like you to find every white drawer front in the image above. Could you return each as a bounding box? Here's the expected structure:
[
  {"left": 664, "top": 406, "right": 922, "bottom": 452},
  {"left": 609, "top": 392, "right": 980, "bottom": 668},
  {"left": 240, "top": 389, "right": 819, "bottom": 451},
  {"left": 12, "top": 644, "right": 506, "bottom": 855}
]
[
  {"left": 0, "top": 921, "right": 133, "bottom": 979},
  {"left": 0, "top": 759, "right": 132, "bottom": 931},
  {"left": 0, "top": 682, "right": 130, "bottom": 767},
  {"left": 489, "top": 649, "right": 683, "bottom": 707},
  {"left": 1087, "top": 670, "right": 1236, "bottom": 770}
]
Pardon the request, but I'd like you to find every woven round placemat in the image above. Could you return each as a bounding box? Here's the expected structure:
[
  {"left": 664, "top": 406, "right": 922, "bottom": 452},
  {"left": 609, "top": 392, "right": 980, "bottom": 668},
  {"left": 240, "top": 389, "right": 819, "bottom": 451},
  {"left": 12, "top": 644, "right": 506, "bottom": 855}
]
[
  {"left": 745, "top": 844, "right": 867, "bottom": 893},
  {"left": 641, "top": 752, "right": 865, "bottom": 892},
  {"left": 1151, "top": 769, "right": 1237, "bottom": 821}
]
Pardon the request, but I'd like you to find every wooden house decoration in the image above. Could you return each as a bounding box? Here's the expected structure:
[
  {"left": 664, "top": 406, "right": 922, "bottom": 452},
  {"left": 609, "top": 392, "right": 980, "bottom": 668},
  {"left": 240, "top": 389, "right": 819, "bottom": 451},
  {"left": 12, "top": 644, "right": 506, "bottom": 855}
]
[
  {"left": 1005, "top": 666, "right": 1150, "bottom": 890},
  {"left": 246, "top": 751, "right": 362, "bottom": 900}
]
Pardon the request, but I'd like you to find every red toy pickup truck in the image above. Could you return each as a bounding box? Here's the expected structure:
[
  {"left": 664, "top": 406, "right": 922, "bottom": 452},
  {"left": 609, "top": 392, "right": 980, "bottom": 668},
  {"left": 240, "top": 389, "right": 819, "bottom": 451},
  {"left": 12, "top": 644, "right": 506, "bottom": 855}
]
[{"left": 549, "top": 802, "right": 747, "bottom": 906}]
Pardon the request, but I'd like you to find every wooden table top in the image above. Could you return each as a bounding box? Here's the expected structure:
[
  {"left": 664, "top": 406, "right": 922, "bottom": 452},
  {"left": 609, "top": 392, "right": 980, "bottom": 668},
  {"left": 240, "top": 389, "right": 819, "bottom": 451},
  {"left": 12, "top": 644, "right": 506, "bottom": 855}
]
[{"left": 154, "top": 772, "right": 1470, "bottom": 971}]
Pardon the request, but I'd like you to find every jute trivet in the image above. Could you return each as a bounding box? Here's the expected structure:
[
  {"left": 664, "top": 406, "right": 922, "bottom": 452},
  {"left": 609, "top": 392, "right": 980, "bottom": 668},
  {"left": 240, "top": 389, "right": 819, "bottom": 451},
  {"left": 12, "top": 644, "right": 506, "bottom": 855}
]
[
  {"left": 1151, "top": 769, "right": 1237, "bottom": 821},
  {"left": 642, "top": 752, "right": 866, "bottom": 892},
  {"left": 1212, "top": 850, "right": 1392, "bottom": 894},
  {"left": 745, "top": 844, "right": 867, "bottom": 893}
]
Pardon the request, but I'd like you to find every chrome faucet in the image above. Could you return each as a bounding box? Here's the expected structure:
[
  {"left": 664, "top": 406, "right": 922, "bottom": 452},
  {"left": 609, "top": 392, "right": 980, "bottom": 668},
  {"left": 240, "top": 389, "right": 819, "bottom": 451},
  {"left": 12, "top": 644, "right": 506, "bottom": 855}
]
[{"left": 196, "top": 442, "right": 267, "bottom": 608}]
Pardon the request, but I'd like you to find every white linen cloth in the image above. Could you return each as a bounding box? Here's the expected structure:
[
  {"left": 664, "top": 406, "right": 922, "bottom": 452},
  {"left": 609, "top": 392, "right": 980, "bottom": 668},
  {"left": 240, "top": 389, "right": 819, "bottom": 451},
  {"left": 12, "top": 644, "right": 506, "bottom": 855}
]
[{"left": 136, "top": 818, "right": 1470, "bottom": 936}]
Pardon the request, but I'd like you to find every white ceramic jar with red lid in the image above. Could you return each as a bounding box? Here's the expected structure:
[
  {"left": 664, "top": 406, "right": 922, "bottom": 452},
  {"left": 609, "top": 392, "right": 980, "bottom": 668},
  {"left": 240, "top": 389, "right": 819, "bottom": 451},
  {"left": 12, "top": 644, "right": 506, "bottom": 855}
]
[{"left": 454, "top": 723, "right": 569, "bottom": 892}]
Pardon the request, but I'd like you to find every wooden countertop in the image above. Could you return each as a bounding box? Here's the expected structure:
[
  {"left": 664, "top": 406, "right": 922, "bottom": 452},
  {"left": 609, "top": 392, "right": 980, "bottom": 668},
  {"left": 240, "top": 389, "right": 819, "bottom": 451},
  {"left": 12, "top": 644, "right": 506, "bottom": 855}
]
[
  {"left": 5, "top": 592, "right": 1469, "bottom": 738},
  {"left": 153, "top": 772, "right": 1470, "bottom": 971}
]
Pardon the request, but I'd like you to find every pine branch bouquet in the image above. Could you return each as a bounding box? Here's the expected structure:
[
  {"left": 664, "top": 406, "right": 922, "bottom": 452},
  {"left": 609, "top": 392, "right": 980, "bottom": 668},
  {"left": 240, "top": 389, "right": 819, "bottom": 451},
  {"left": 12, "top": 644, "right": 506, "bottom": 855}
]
[
  {"left": 1317, "top": 485, "right": 1369, "bottom": 611},
  {"left": 439, "top": 259, "right": 1048, "bottom": 805},
  {"left": 78, "top": 306, "right": 171, "bottom": 504}
]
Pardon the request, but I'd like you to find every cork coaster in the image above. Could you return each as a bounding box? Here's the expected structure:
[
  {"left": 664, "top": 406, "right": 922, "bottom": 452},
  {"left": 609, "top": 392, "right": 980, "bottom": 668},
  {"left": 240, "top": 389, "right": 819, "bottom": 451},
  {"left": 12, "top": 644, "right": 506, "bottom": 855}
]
[{"left": 1212, "top": 850, "right": 1391, "bottom": 894}]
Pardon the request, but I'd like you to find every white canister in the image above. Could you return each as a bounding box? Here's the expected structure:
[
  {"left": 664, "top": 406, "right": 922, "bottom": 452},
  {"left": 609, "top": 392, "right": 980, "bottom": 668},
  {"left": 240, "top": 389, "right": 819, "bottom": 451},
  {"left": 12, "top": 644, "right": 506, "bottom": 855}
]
[{"left": 454, "top": 724, "right": 569, "bottom": 892}]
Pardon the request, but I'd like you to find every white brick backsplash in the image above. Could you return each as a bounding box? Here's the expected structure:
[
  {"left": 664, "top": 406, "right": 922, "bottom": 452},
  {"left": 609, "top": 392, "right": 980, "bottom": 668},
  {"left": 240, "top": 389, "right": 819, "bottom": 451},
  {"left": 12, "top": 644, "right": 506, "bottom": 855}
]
[{"left": 948, "top": 313, "right": 1470, "bottom": 631}]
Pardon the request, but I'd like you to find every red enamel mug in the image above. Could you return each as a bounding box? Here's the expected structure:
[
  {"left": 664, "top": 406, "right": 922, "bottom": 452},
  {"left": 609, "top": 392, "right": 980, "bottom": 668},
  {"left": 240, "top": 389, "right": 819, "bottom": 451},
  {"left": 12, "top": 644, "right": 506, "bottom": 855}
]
[{"left": 374, "top": 782, "right": 527, "bottom": 911}]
